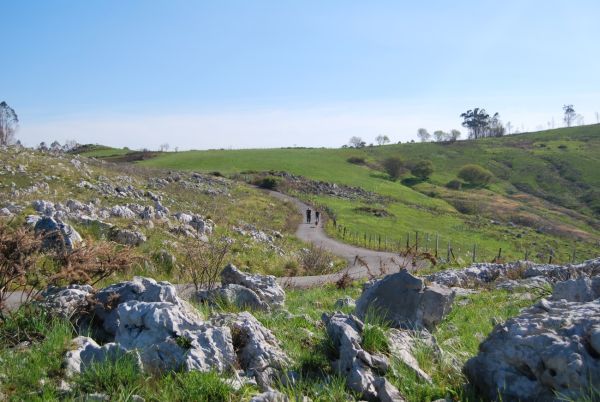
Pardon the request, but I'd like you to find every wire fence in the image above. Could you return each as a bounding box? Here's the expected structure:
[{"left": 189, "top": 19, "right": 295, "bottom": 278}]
[{"left": 328, "top": 220, "right": 589, "bottom": 266}]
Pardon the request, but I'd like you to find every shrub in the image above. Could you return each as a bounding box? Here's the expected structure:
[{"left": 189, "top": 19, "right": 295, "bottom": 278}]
[
  {"left": 381, "top": 157, "right": 405, "bottom": 180},
  {"left": 446, "top": 179, "right": 462, "bottom": 190},
  {"left": 347, "top": 156, "right": 365, "bottom": 165},
  {"left": 0, "top": 224, "right": 41, "bottom": 310},
  {"left": 254, "top": 176, "right": 280, "bottom": 190},
  {"left": 179, "top": 236, "right": 231, "bottom": 291},
  {"left": 410, "top": 160, "right": 434, "bottom": 180},
  {"left": 457, "top": 164, "right": 493, "bottom": 186},
  {"left": 300, "top": 244, "right": 335, "bottom": 275}
]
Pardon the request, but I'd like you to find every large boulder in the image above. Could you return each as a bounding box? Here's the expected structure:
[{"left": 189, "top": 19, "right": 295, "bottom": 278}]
[
  {"left": 115, "top": 300, "right": 236, "bottom": 373},
  {"left": 464, "top": 295, "right": 600, "bottom": 401},
  {"left": 323, "top": 312, "right": 403, "bottom": 401},
  {"left": 355, "top": 270, "right": 454, "bottom": 331},
  {"left": 219, "top": 264, "right": 285, "bottom": 309},
  {"left": 34, "top": 216, "right": 82, "bottom": 251},
  {"left": 91, "top": 277, "right": 185, "bottom": 340},
  {"left": 212, "top": 312, "right": 290, "bottom": 390}
]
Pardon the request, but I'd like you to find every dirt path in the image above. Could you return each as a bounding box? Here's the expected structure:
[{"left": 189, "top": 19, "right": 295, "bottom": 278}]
[{"left": 269, "top": 191, "right": 410, "bottom": 288}]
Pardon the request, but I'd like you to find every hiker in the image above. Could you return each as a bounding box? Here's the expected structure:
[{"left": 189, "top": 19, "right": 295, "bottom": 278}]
[
  {"left": 306, "top": 208, "right": 312, "bottom": 223},
  {"left": 315, "top": 210, "right": 320, "bottom": 226}
]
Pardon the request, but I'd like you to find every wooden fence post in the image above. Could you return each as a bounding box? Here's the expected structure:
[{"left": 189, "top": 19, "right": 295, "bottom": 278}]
[
  {"left": 571, "top": 246, "right": 576, "bottom": 263},
  {"left": 524, "top": 249, "right": 529, "bottom": 261},
  {"left": 447, "top": 241, "right": 451, "bottom": 262},
  {"left": 435, "top": 234, "right": 439, "bottom": 258},
  {"left": 472, "top": 244, "right": 477, "bottom": 263},
  {"left": 548, "top": 249, "right": 554, "bottom": 264},
  {"left": 497, "top": 248, "right": 502, "bottom": 260},
  {"left": 415, "top": 231, "right": 419, "bottom": 252}
]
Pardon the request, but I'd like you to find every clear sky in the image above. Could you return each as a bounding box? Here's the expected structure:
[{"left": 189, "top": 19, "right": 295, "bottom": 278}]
[{"left": 2, "top": 1, "right": 599, "bottom": 149}]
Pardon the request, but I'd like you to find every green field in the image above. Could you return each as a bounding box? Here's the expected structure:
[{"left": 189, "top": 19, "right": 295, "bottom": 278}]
[{"left": 83, "top": 125, "right": 600, "bottom": 264}]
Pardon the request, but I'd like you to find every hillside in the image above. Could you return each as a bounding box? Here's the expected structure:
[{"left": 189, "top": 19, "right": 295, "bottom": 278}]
[{"left": 112, "top": 124, "right": 600, "bottom": 264}]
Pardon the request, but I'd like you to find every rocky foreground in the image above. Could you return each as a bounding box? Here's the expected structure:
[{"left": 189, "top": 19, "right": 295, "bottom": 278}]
[{"left": 36, "top": 258, "right": 600, "bottom": 401}]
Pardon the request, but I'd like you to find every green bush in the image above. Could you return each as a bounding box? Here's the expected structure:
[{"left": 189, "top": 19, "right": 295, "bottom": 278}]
[
  {"left": 347, "top": 156, "right": 365, "bottom": 165},
  {"left": 382, "top": 157, "right": 405, "bottom": 180},
  {"left": 457, "top": 164, "right": 493, "bottom": 186},
  {"left": 254, "top": 176, "right": 280, "bottom": 190},
  {"left": 411, "top": 160, "right": 434, "bottom": 180},
  {"left": 446, "top": 179, "right": 462, "bottom": 190}
]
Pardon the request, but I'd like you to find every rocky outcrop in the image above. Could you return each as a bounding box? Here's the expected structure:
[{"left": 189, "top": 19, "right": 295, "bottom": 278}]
[
  {"left": 39, "top": 284, "right": 93, "bottom": 319},
  {"left": 355, "top": 270, "right": 454, "bottom": 331},
  {"left": 91, "top": 277, "right": 184, "bottom": 340},
  {"left": 387, "top": 329, "right": 433, "bottom": 383},
  {"left": 551, "top": 276, "right": 600, "bottom": 302},
  {"left": 108, "top": 227, "right": 147, "bottom": 246},
  {"left": 34, "top": 216, "right": 82, "bottom": 251},
  {"left": 464, "top": 282, "right": 600, "bottom": 401},
  {"left": 199, "top": 264, "right": 285, "bottom": 311},
  {"left": 427, "top": 258, "right": 600, "bottom": 289},
  {"left": 198, "top": 284, "right": 270, "bottom": 311},
  {"left": 323, "top": 312, "right": 404, "bottom": 401},
  {"left": 115, "top": 300, "right": 236, "bottom": 373},
  {"left": 212, "top": 312, "right": 290, "bottom": 390},
  {"left": 52, "top": 276, "right": 288, "bottom": 391}
]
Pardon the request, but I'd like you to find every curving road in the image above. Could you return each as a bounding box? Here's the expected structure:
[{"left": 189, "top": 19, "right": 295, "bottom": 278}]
[
  {"left": 4, "top": 191, "right": 411, "bottom": 310},
  {"left": 269, "top": 191, "right": 410, "bottom": 288}
]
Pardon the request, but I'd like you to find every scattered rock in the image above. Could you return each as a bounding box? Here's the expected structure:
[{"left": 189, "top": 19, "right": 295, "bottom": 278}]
[
  {"left": 387, "top": 329, "right": 432, "bottom": 383},
  {"left": 551, "top": 276, "right": 600, "bottom": 302},
  {"left": 322, "top": 312, "right": 403, "bottom": 401},
  {"left": 197, "top": 284, "right": 270, "bottom": 311},
  {"left": 212, "top": 312, "right": 290, "bottom": 390},
  {"left": 334, "top": 296, "right": 356, "bottom": 309},
  {"left": 34, "top": 216, "right": 82, "bottom": 251},
  {"left": 38, "top": 284, "right": 94, "bottom": 319},
  {"left": 108, "top": 227, "right": 147, "bottom": 246},
  {"left": 250, "top": 391, "right": 289, "bottom": 402},
  {"left": 355, "top": 270, "right": 454, "bottom": 331},
  {"left": 221, "top": 264, "right": 285, "bottom": 309},
  {"left": 427, "top": 258, "right": 600, "bottom": 289},
  {"left": 464, "top": 286, "right": 600, "bottom": 401}
]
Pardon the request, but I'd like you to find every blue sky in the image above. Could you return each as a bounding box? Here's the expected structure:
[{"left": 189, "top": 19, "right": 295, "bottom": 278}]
[{"left": 2, "top": 1, "right": 599, "bottom": 149}]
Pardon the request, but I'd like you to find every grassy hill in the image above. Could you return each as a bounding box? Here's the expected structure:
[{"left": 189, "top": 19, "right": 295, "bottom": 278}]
[{"left": 114, "top": 124, "right": 600, "bottom": 265}]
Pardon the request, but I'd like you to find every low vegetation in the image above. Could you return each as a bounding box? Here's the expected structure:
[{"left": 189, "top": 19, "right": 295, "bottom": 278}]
[{"left": 128, "top": 125, "right": 600, "bottom": 264}]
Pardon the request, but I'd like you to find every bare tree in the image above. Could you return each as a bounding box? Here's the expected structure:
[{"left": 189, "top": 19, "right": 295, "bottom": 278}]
[
  {"left": 506, "top": 121, "right": 513, "bottom": 134},
  {"left": 160, "top": 143, "right": 170, "bottom": 152},
  {"left": 375, "top": 135, "right": 390, "bottom": 146},
  {"left": 348, "top": 136, "right": 366, "bottom": 148},
  {"left": 416, "top": 128, "right": 430, "bottom": 142},
  {"left": 563, "top": 104, "right": 576, "bottom": 127},
  {"left": 0, "top": 102, "right": 18, "bottom": 146},
  {"left": 595, "top": 112, "right": 599, "bottom": 124}
]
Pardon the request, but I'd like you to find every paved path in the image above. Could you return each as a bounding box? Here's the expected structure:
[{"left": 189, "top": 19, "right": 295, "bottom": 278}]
[{"left": 269, "top": 191, "right": 410, "bottom": 288}]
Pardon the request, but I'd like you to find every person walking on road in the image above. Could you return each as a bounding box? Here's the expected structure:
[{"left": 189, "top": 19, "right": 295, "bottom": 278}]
[
  {"left": 306, "top": 208, "right": 312, "bottom": 224},
  {"left": 315, "top": 210, "right": 320, "bottom": 226}
]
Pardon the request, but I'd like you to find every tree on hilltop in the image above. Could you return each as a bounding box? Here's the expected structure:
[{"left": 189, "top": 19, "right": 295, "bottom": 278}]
[
  {"left": 375, "top": 135, "right": 390, "bottom": 146},
  {"left": 563, "top": 105, "right": 576, "bottom": 127},
  {"left": 417, "top": 128, "right": 430, "bottom": 142},
  {"left": 348, "top": 136, "right": 366, "bottom": 148}
]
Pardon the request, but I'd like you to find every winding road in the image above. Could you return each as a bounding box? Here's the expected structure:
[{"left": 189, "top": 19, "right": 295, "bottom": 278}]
[
  {"left": 3, "top": 191, "right": 410, "bottom": 310},
  {"left": 270, "top": 191, "right": 410, "bottom": 288}
]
